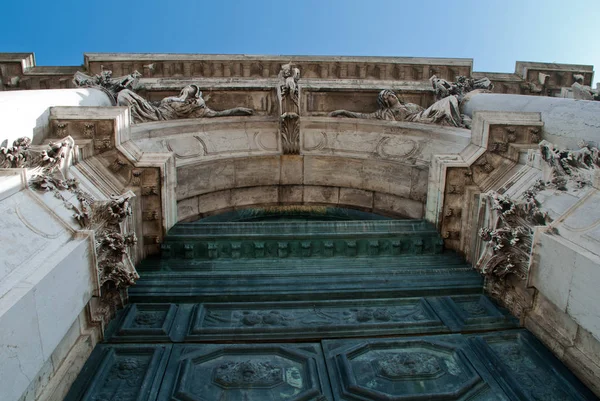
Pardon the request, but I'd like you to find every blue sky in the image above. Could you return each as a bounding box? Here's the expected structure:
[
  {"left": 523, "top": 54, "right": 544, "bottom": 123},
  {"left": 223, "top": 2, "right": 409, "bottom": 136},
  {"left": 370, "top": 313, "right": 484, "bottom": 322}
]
[{"left": 2, "top": 0, "right": 598, "bottom": 84}]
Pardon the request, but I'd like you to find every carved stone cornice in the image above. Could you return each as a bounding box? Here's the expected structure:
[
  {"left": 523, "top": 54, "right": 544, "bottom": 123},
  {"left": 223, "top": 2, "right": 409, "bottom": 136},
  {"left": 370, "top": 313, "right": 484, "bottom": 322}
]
[
  {"left": 48, "top": 106, "right": 177, "bottom": 257},
  {"left": 426, "top": 112, "right": 544, "bottom": 257}
]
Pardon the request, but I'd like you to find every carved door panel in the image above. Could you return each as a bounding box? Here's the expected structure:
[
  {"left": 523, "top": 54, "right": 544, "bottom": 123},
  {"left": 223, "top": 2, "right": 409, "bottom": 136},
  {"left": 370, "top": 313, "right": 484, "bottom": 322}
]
[{"left": 64, "top": 331, "right": 598, "bottom": 401}]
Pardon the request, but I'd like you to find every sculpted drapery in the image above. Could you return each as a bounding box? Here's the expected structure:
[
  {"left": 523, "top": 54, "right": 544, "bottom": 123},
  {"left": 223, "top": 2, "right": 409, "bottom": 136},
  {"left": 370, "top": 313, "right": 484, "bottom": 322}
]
[
  {"left": 330, "top": 89, "right": 463, "bottom": 127},
  {"left": 117, "top": 84, "right": 254, "bottom": 124}
]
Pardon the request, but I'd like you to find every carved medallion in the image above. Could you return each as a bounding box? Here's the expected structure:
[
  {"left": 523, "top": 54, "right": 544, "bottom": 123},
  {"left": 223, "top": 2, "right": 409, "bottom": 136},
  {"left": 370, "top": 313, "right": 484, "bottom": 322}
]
[
  {"left": 212, "top": 360, "right": 283, "bottom": 388},
  {"left": 376, "top": 352, "right": 443, "bottom": 380}
]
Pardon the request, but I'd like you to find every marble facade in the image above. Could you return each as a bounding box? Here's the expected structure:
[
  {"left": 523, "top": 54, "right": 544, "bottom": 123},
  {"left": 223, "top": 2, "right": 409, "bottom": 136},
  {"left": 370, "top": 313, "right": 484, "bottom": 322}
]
[{"left": 1, "top": 52, "right": 600, "bottom": 400}]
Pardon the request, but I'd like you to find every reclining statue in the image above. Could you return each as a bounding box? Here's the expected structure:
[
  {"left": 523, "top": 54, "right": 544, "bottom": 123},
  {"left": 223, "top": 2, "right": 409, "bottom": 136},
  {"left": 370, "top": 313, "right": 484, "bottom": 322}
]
[
  {"left": 117, "top": 84, "right": 254, "bottom": 124},
  {"left": 330, "top": 89, "right": 463, "bottom": 127}
]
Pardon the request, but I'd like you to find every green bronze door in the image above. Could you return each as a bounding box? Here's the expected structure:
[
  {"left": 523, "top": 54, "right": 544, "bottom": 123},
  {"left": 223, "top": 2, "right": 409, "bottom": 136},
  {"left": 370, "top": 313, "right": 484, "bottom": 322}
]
[{"left": 65, "top": 212, "right": 598, "bottom": 401}]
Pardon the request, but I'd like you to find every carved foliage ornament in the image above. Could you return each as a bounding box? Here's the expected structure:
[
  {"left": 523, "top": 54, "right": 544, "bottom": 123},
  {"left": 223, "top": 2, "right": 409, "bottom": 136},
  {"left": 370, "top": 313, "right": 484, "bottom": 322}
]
[
  {"left": 477, "top": 183, "right": 548, "bottom": 281},
  {"left": 277, "top": 63, "right": 301, "bottom": 155},
  {"left": 1, "top": 136, "right": 139, "bottom": 292},
  {"left": 539, "top": 139, "right": 599, "bottom": 190}
]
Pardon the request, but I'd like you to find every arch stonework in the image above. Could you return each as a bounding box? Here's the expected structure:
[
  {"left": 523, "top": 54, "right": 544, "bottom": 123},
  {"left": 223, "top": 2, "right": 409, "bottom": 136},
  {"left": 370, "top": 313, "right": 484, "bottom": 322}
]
[{"left": 126, "top": 116, "right": 470, "bottom": 222}]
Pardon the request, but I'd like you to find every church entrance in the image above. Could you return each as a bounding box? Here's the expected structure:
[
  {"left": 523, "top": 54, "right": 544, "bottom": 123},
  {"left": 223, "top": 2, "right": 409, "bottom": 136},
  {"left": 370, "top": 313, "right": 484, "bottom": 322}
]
[{"left": 65, "top": 207, "right": 597, "bottom": 400}]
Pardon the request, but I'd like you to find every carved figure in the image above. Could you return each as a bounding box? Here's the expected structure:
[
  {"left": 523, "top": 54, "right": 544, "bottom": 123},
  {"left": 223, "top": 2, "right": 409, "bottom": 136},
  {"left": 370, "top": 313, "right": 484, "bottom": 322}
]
[
  {"left": 277, "top": 63, "right": 301, "bottom": 114},
  {"left": 277, "top": 63, "right": 302, "bottom": 154},
  {"left": 520, "top": 72, "right": 549, "bottom": 95},
  {"left": 117, "top": 84, "right": 254, "bottom": 124},
  {"left": 330, "top": 89, "right": 463, "bottom": 127},
  {"left": 571, "top": 74, "right": 599, "bottom": 101},
  {"left": 73, "top": 68, "right": 141, "bottom": 105},
  {"left": 539, "top": 139, "right": 600, "bottom": 189},
  {"left": 430, "top": 75, "right": 493, "bottom": 102}
]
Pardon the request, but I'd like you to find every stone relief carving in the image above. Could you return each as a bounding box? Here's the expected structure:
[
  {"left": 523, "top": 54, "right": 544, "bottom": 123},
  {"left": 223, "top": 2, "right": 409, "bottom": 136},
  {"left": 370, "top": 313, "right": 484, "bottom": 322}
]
[
  {"left": 202, "top": 303, "right": 430, "bottom": 329},
  {"left": 277, "top": 63, "right": 301, "bottom": 154},
  {"left": 2, "top": 135, "right": 140, "bottom": 323},
  {"left": 329, "top": 75, "right": 493, "bottom": 128},
  {"left": 520, "top": 72, "right": 549, "bottom": 95},
  {"left": 476, "top": 184, "right": 548, "bottom": 281},
  {"left": 213, "top": 360, "right": 283, "bottom": 388},
  {"left": 96, "top": 230, "right": 139, "bottom": 289},
  {"left": 329, "top": 89, "right": 464, "bottom": 127},
  {"left": 430, "top": 75, "right": 493, "bottom": 102},
  {"left": 376, "top": 352, "right": 442, "bottom": 379},
  {"left": 1, "top": 136, "right": 73, "bottom": 176},
  {"left": 116, "top": 84, "right": 254, "bottom": 124},
  {"left": 277, "top": 63, "right": 301, "bottom": 114},
  {"left": 571, "top": 74, "right": 599, "bottom": 101},
  {"left": 280, "top": 112, "right": 300, "bottom": 154},
  {"left": 92, "top": 356, "right": 150, "bottom": 401},
  {"left": 73, "top": 68, "right": 141, "bottom": 105},
  {"left": 539, "top": 139, "right": 600, "bottom": 190}
]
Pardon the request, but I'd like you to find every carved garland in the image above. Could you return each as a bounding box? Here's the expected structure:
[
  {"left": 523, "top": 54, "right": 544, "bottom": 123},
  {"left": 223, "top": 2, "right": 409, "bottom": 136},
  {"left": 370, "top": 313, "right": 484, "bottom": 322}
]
[{"left": 0, "top": 137, "right": 139, "bottom": 295}]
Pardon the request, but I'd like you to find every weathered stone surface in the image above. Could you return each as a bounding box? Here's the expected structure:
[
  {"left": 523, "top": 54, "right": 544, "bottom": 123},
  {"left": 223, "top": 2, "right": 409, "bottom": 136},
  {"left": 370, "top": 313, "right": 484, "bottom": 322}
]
[
  {"left": 373, "top": 192, "right": 424, "bottom": 218},
  {"left": 339, "top": 187, "right": 373, "bottom": 209},
  {"left": 304, "top": 185, "right": 339, "bottom": 204},
  {"left": 279, "top": 185, "right": 303, "bottom": 204},
  {"left": 280, "top": 155, "right": 303, "bottom": 185},
  {"left": 176, "top": 196, "right": 199, "bottom": 221},
  {"left": 231, "top": 186, "right": 279, "bottom": 207},
  {"left": 196, "top": 190, "right": 233, "bottom": 215}
]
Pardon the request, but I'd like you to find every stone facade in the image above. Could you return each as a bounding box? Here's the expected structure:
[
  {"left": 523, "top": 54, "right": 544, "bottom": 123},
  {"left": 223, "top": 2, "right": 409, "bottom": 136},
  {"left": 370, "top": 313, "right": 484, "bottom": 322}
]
[{"left": 0, "top": 52, "right": 599, "bottom": 400}]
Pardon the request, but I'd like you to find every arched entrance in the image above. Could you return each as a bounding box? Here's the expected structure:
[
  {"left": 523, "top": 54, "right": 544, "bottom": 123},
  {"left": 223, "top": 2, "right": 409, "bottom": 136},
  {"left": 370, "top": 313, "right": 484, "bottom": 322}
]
[{"left": 64, "top": 208, "right": 596, "bottom": 400}]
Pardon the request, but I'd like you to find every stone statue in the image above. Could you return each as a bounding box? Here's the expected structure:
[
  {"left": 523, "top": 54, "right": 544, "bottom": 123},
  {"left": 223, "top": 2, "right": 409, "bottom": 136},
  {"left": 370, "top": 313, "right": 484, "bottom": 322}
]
[
  {"left": 330, "top": 89, "right": 463, "bottom": 127},
  {"left": 520, "top": 72, "right": 549, "bottom": 95},
  {"left": 73, "top": 68, "right": 141, "bottom": 105},
  {"left": 277, "top": 63, "right": 301, "bottom": 114},
  {"left": 277, "top": 63, "right": 301, "bottom": 154},
  {"left": 117, "top": 84, "right": 254, "bottom": 124},
  {"left": 431, "top": 75, "right": 493, "bottom": 102},
  {"left": 571, "top": 74, "right": 599, "bottom": 101}
]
